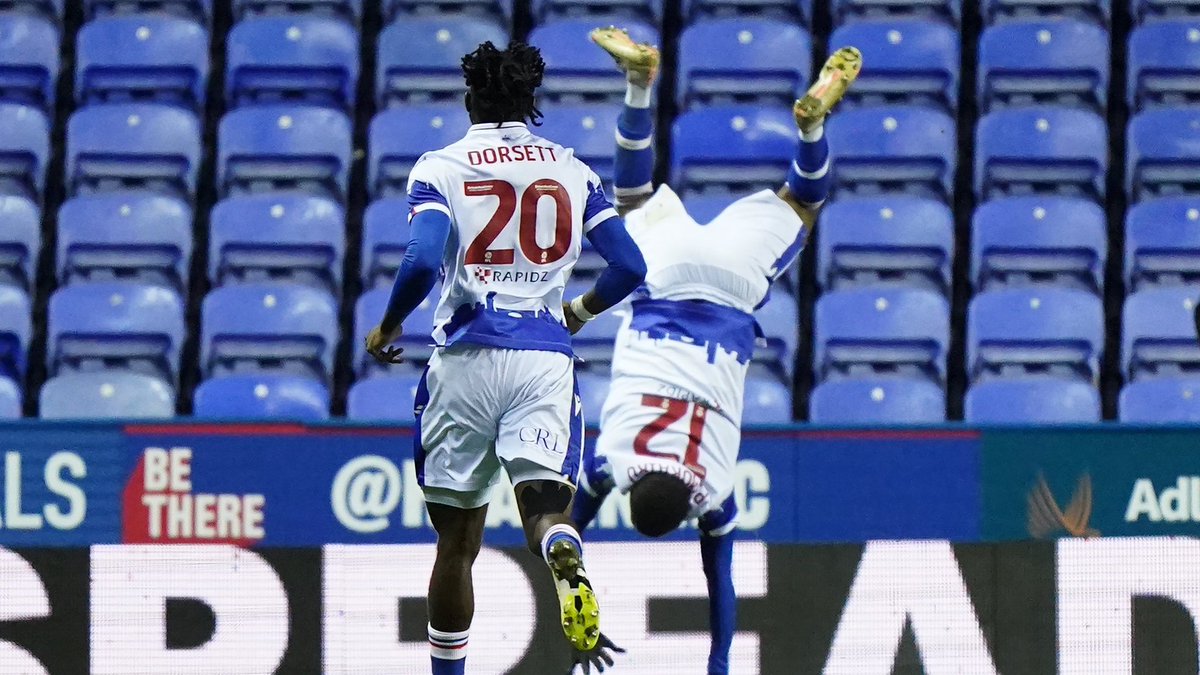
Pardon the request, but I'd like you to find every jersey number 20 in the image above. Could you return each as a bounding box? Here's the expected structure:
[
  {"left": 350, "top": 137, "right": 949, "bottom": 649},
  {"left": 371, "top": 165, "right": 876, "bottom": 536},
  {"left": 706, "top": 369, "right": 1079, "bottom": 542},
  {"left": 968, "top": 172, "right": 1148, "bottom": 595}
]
[{"left": 464, "top": 179, "right": 572, "bottom": 266}]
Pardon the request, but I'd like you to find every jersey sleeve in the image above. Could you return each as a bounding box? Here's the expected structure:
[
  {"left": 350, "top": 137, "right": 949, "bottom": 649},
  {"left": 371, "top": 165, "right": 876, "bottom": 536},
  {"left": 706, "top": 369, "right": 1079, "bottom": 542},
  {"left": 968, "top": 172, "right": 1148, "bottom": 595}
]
[
  {"left": 583, "top": 169, "right": 620, "bottom": 233},
  {"left": 406, "top": 154, "right": 452, "bottom": 222}
]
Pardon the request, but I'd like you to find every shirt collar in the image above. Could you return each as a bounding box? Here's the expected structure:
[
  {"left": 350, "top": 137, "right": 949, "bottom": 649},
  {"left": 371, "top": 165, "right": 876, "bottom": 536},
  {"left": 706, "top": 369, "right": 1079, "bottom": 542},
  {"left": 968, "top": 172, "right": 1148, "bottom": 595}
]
[{"left": 467, "top": 122, "right": 528, "bottom": 134}]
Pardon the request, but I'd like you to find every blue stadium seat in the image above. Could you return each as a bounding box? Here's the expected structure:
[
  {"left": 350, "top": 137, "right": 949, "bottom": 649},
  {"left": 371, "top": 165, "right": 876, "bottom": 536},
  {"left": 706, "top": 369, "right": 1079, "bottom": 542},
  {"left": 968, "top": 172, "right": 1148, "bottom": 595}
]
[
  {"left": 66, "top": 103, "right": 200, "bottom": 199},
  {"left": 974, "top": 107, "right": 1107, "bottom": 202},
  {"left": 47, "top": 282, "right": 184, "bottom": 384},
  {"left": 742, "top": 371, "right": 793, "bottom": 423},
  {"left": 1125, "top": 197, "right": 1200, "bottom": 291},
  {"left": 1128, "top": 21, "right": 1200, "bottom": 110},
  {"left": 826, "top": 106, "right": 957, "bottom": 200},
  {"left": 353, "top": 288, "right": 436, "bottom": 377},
  {"left": 537, "top": 102, "right": 620, "bottom": 183},
  {"left": 1127, "top": 108, "right": 1200, "bottom": 201},
  {"left": 971, "top": 196, "right": 1107, "bottom": 293},
  {"left": 754, "top": 289, "right": 798, "bottom": 377},
  {"left": 982, "top": 0, "right": 1109, "bottom": 27},
  {"left": 967, "top": 287, "right": 1103, "bottom": 381},
  {"left": 202, "top": 283, "right": 339, "bottom": 384},
  {"left": 209, "top": 194, "right": 345, "bottom": 294},
  {"left": 76, "top": 16, "right": 208, "bottom": 110},
  {"left": 217, "top": 105, "right": 352, "bottom": 201},
  {"left": 684, "top": 0, "right": 810, "bottom": 26},
  {"left": 384, "top": 0, "right": 512, "bottom": 23},
  {"left": 529, "top": 19, "right": 658, "bottom": 103},
  {"left": 0, "top": 196, "right": 38, "bottom": 291},
  {"left": 681, "top": 194, "right": 736, "bottom": 223},
  {"left": 1122, "top": 287, "right": 1200, "bottom": 380},
  {"left": 575, "top": 369, "right": 610, "bottom": 425},
  {"left": 361, "top": 198, "right": 409, "bottom": 288},
  {"left": 830, "top": 0, "right": 960, "bottom": 25},
  {"left": 0, "top": 15, "right": 58, "bottom": 110},
  {"left": 86, "top": 0, "right": 210, "bottom": 25},
  {"left": 1120, "top": 378, "right": 1200, "bottom": 423},
  {"left": 368, "top": 103, "right": 470, "bottom": 198},
  {"left": 234, "top": 0, "right": 361, "bottom": 22},
  {"left": 813, "top": 287, "right": 949, "bottom": 383},
  {"left": 226, "top": 16, "right": 358, "bottom": 111},
  {"left": 978, "top": 19, "right": 1109, "bottom": 112},
  {"left": 377, "top": 17, "right": 507, "bottom": 107},
  {"left": 534, "top": 0, "right": 662, "bottom": 24},
  {"left": 677, "top": 19, "right": 811, "bottom": 109},
  {"left": 565, "top": 279, "right": 624, "bottom": 362},
  {"left": 671, "top": 105, "right": 795, "bottom": 197},
  {"left": 0, "top": 285, "right": 29, "bottom": 384},
  {"left": 1131, "top": 0, "right": 1200, "bottom": 23},
  {"left": 39, "top": 372, "right": 174, "bottom": 419},
  {"left": 0, "top": 377, "right": 18, "bottom": 418},
  {"left": 829, "top": 20, "right": 959, "bottom": 112},
  {"left": 965, "top": 379, "right": 1100, "bottom": 423},
  {"left": 809, "top": 377, "right": 945, "bottom": 423},
  {"left": 57, "top": 193, "right": 192, "bottom": 292},
  {"left": 194, "top": 375, "right": 330, "bottom": 420},
  {"left": 4, "top": 0, "right": 62, "bottom": 23},
  {"left": 0, "top": 103, "right": 47, "bottom": 201},
  {"left": 817, "top": 196, "right": 954, "bottom": 294},
  {"left": 346, "top": 373, "right": 423, "bottom": 421}
]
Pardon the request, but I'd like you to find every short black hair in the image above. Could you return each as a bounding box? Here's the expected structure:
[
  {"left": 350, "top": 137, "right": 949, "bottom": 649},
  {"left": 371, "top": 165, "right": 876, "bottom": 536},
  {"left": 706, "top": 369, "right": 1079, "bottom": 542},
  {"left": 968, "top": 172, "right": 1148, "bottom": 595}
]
[
  {"left": 629, "top": 472, "right": 693, "bottom": 538},
  {"left": 461, "top": 41, "right": 545, "bottom": 126}
]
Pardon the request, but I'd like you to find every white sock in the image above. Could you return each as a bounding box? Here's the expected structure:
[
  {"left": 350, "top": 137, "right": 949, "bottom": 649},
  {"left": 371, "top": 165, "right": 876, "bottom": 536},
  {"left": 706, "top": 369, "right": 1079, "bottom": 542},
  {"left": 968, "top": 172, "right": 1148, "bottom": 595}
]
[
  {"left": 428, "top": 624, "right": 469, "bottom": 661},
  {"left": 540, "top": 523, "right": 582, "bottom": 564},
  {"left": 800, "top": 123, "right": 825, "bottom": 143},
  {"left": 625, "top": 80, "right": 652, "bottom": 108}
]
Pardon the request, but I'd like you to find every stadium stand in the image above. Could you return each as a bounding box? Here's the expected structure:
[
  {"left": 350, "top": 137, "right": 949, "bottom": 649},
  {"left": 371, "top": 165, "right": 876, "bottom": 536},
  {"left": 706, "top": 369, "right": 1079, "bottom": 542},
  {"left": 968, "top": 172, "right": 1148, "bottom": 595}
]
[
  {"left": 967, "top": 287, "right": 1104, "bottom": 382},
  {"left": 964, "top": 378, "right": 1101, "bottom": 423},
  {"left": 977, "top": 19, "right": 1109, "bottom": 112},
  {"left": 225, "top": 16, "right": 360, "bottom": 111},
  {"left": 529, "top": 19, "right": 658, "bottom": 102},
  {"left": 76, "top": 16, "right": 209, "bottom": 110},
  {"left": 0, "top": 195, "right": 40, "bottom": 291},
  {"left": 0, "top": 14, "right": 59, "bottom": 111},
  {"left": 1127, "top": 20, "right": 1200, "bottom": 110},
  {"left": 1120, "top": 378, "right": 1200, "bottom": 422},
  {"left": 974, "top": 106, "right": 1108, "bottom": 202},
  {"left": 813, "top": 287, "right": 950, "bottom": 383},
  {"left": 677, "top": 18, "right": 812, "bottom": 108},
  {"left": 217, "top": 104, "right": 352, "bottom": 200},
  {"left": 194, "top": 374, "right": 331, "bottom": 420},
  {"left": 377, "top": 16, "right": 509, "bottom": 106},
  {"left": 1122, "top": 287, "right": 1200, "bottom": 381},
  {"left": 825, "top": 105, "right": 957, "bottom": 200},
  {"left": 1124, "top": 197, "right": 1200, "bottom": 292},
  {"left": 830, "top": 0, "right": 960, "bottom": 26},
  {"left": 1126, "top": 107, "right": 1200, "bottom": 201},
  {"left": 670, "top": 105, "right": 797, "bottom": 197},
  {"left": 810, "top": 377, "right": 945, "bottom": 423},
  {"left": 828, "top": 19, "right": 959, "bottom": 111},
  {"left": 971, "top": 196, "right": 1107, "bottom": 293},
  {"left": 368, "top": 103, "right": 471, "bottom": 197},
  {"left": 40, "top": 372, "right": 175, "bottom": 419},
  {"left": 66, "top": 103, "right": 199, "bottom": 199}
]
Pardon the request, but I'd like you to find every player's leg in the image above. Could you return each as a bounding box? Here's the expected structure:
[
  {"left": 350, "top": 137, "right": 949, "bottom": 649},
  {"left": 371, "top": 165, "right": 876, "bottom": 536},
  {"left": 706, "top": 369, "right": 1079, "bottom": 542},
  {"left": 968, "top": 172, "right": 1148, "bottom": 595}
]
[
  {"left": 425, "top": 500, "right": 487, "bottom": 675},
  {"left": 591, "top": 27, "right": 660, "bottom": 215}
]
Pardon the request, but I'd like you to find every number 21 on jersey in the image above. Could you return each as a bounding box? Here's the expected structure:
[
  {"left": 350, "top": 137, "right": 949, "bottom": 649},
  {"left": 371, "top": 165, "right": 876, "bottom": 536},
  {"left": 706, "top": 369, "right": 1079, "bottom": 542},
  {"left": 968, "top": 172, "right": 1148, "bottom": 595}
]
[
  {"left": 634, "top": 394, "right": 709, "bottom": 479},
  {"left": 464, "top": 179, "right": 573, "bottom": 266}
]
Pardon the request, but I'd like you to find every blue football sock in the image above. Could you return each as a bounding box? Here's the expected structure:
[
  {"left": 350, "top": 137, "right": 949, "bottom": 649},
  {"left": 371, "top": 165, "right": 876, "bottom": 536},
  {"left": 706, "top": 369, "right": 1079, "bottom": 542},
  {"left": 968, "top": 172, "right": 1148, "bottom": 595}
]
[
  {"left": 541, "top": 523, "right": 584, "bottom": 566},
  {"left": 429, "top": 625, "right": 468, "bottom": 675}
]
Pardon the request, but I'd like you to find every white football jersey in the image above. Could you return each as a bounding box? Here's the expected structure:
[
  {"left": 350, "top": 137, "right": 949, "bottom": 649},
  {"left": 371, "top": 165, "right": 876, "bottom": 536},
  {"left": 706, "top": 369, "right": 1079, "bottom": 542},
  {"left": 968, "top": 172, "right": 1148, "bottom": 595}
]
[{"left": 407, "top": 121, "right": 618, "bottom": 354}]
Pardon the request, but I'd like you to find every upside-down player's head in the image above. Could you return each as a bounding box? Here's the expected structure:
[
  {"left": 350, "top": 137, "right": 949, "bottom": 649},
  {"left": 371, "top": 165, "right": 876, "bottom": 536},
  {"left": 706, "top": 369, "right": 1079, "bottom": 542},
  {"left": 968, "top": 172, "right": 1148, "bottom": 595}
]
[
  {"left": 461, "top": 41, "right": 545, "bottom": 126},
  {"left": 629, "top": 472, "right": 693, "bottom": 538}
]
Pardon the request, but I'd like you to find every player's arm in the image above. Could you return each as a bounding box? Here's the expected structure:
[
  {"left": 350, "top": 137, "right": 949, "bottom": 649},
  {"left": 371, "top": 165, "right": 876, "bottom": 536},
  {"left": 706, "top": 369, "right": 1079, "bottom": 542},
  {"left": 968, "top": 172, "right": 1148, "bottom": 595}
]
[
  {"left": 698, "top": 495, "right": 739, "bottom": 675},
  {"left": 564, "top": 179, "right": 647, "bottom": 334}
]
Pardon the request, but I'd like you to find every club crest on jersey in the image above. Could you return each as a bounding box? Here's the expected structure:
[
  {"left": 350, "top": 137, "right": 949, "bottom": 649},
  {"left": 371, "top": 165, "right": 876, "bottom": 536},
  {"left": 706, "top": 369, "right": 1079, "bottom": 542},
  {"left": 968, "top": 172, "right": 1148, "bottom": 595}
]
[
  {"left": 471, "top": 268, "right": 551, "bottom": 285},
  {"left": 474, "top": 268, "right": 493, "bottom": 284}
]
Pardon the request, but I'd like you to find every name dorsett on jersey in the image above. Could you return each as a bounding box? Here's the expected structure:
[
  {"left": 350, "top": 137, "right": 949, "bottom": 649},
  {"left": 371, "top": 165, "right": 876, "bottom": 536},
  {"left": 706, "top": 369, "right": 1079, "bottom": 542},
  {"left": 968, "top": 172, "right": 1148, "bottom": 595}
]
[{"left": 405, "top": 122, "right": 619, "bottom": 357}]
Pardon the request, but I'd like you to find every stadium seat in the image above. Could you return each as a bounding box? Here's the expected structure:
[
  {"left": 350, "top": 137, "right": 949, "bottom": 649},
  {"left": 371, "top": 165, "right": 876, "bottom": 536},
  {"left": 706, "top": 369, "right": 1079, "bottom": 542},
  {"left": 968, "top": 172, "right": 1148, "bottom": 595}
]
[
  {"left": 1127, "top": 108, "right": 1200, "bottom": 201},
  {"left": 0, "top": 195, "right": 38, "bottom": 291},
  {"left": 1122, "top": 287, "right": 1200, "bottom": 380},
  {"left": 967, "top": 287, "right": 1103, "bottom": 381},
  {"left": 202, "top": 283, "right": 339, "bottom": 384},
  {"left": 754, "top": 290, "right": 798, "bottom": 376},
  {"left": 76, "top": 16, "right": 208, "bottom": 110},
  {"left": 1131, "top": 0, "right": 1200, "bottom": 23},
  {"left": 66, "top": 103, "right": 200, "bottom": 199},
  {"left": 681, "top": 194, "right": 736, "bottom": 223},
  {"left": 537, "top": 102, "right": 620, "bottom": 183},
  {"left": 209, "top": 194, "right": 345, "bottom": 294},
  {"left": 57, "top": 192, "right": 193, "bottom": 292},
  {"left": 0, "top": 15, "right": 58, "bottom": 110},
  {"left": 670, "top": 105, "right": 796, "bottom": 197},
  {"left": 974, "top": 107, "right": 1108, "bottom": 202},
  {"left": 529, "top": 19, "right": 658, "bottom": 103},
  {"left": 813, "top": 287, "right": 949, "bottom": 383},
  {"left": 0, "top": 377, "right": 18, "bottom": 418},
  {"left": 575, "top": 369, "right": 610, "bottom": 424},
  {"left": 46, "top": 282, "right": 185, "bottom": 384},
  {"left": 534, "top": 0, "right": 662, "bottom": 23},
  {"left": 964, "top": 379, "right": 1100, "bottom": 423},
  {"left": 1120, "top": 378, "right": 1200, "bottom": 423},
  {"left": 194, "top": 375, "right": 330, "bottom": 420},
  {"left": 677, "top": 19, "right": 812, "bottom": 109},
  {"left": 0, "top": 103, "right": 47, "bottom": 201},
  {"left": 4, "top": 0, "right": 62, "bottom": 23},
  {"left": 0, "top": 285, "right": 29, "bottom": 384},
  {"left": 1128, "top": 21, "right": 1200, "bottom": 110},
  {"left": 353, "top": 288, "right": 436, "bottom": 377},
  {"left": 368, "top": 103, "right": 470, "bottom": 198},
  {"left": 217, "top": 105, "right": 352, "bottom": 201},
  {"left": 982, "top": 0, "right": 1109, "bottom": 27},
  {"left": 971, "top": 196, "right": 1107, "bottom": 293},
  {"left": 383, "top": 0, "right": 512, "bottom": 24},
  {"left": 978, "top": 19, "right": 1109, "bottom": 112},
  {"left": 809, "top": 377, "right": 945, "bottom": 423},
  {"left": 346, "top": 373, "right": 423, "bottom": 421},
  {"left": 85, "top": 0, "right": 210, "bottom": 25},
  {"left": 826, "top": 106, "right": 957, "bottom": 200},
  {"left": 39, "top": 372, "right": 174, "bottom": 419},
  {"left": 234, "top": 0, "right": 361, "bottom": 22},
  {"left": 830, "top": 0, "right": 960, "bottom": 25},
  {"left": 1125, "top": 197, "right": 1200, "bottom": 291},
  {"left": 361, "top": 198, "right": 409, "bottom": 288},
  {"left": 742, "top": 371, "right": 792, "bottom": 423},
  {"left": 817, "top": 196, "right": 954, "bottom": 294},
  {"left": 226, "top": 16, "right": 358, "bottom": 111},
  {"left": 828, "top": 20, "right": 959, "bottom": 112},
  {"left": 377, "top": 17, "right": 508, "bottom": 107}
]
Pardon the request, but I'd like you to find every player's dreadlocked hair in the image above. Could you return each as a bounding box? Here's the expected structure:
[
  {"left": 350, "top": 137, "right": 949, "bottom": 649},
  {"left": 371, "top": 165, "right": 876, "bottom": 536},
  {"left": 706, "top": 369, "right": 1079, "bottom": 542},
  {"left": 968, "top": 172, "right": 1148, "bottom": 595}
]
[{"left": 461, "top": 41, "right": 545, "bottom": 126}]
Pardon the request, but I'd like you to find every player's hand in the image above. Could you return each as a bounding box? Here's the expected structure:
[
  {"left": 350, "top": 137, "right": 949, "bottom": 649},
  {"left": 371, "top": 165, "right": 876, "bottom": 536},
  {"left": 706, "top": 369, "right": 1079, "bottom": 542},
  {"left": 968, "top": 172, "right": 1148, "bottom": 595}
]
[
  {"left": 568, "top": 634, "right": 625, "bottom": 673},
  {"left": 563, "top": 302, "right": 587, "bottom": 335},
  {"left": 365, "top": 324, "right": 404, "bottom": 364}
]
